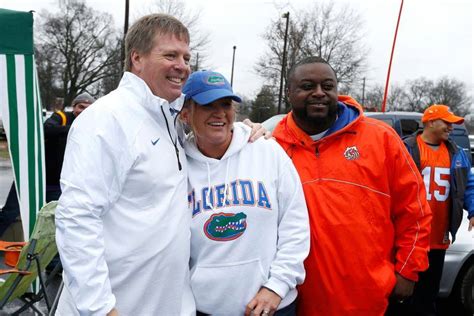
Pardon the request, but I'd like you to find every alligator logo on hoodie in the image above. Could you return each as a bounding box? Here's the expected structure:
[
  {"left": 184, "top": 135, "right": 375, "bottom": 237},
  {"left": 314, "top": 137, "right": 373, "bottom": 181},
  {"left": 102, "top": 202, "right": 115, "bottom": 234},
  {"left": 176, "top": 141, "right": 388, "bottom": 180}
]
[{"left": 204, "top": 212, "right": 247, "bottom": 241}]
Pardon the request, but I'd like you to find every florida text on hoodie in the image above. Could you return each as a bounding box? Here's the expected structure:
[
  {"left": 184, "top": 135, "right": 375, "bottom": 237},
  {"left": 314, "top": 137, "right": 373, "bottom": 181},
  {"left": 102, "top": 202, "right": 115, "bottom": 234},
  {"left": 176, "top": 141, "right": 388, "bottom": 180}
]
[
  {"left": 55, "top": 72, "right": 194, "bottom": 315},
  {"left": 185, "top": 123, "right": 310, "bottom": 316}
]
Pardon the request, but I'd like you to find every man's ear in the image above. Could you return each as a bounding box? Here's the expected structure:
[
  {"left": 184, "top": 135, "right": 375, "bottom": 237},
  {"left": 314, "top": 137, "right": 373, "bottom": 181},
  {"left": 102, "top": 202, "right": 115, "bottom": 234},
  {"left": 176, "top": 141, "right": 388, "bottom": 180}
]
[{"left": 130, "top": 50, "right": 142, "bottom": 73}]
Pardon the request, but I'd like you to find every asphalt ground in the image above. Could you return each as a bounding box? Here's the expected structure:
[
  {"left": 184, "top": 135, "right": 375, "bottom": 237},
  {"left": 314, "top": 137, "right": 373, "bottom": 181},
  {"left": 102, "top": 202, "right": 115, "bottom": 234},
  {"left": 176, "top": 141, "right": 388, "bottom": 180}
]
[{"left": 0, "top": 252, "right": 62, "bottom": 315}]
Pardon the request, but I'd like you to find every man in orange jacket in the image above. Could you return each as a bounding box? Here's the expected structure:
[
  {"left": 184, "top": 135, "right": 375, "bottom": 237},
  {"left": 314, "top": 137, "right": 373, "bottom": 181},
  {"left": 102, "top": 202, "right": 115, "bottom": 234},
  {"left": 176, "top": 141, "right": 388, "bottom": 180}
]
[{"left": 273, "top": 56, "right": 432, "bottom": 316}]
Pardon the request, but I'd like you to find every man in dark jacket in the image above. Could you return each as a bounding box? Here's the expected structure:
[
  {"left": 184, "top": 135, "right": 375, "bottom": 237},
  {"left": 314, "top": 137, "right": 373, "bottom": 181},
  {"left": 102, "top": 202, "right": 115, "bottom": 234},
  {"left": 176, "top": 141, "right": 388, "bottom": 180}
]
[
  {"left": 1, "top": 93, "right": 94, "bottom": 238},
  {"left": 43, "top": 92, "right": 95, "bottom": 271},
  {"left": 44, "top": 92, "right": 95, "bottom": 202},
  {"left": 404, "top": 104, "right": 474, "bottom": 316}
]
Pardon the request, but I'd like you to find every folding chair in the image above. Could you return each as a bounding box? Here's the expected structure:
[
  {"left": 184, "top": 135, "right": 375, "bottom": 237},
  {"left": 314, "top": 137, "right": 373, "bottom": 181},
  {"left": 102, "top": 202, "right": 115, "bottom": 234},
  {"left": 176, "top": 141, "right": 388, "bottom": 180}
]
[{"left": 0, "top": 201, "right": 58, "bottom": 315}]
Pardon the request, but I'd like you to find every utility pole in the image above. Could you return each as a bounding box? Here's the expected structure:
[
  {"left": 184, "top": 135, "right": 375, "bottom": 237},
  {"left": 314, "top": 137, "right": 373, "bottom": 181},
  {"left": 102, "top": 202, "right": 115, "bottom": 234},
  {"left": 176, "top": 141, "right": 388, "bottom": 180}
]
[
  {"left": 121, "top": 0, "right": 130, "bottom": 72},
  {"left": 194, "top": 52, "right": 200, "bottom": 71},
  {"left": 361, "top": 77, "right": 366, "bottom": 107},
  {"left": 277, "top": 12, "right": 290, "bottom": 114},
  {"left": 231, "top": 46, "right": 236, "bottom": 87}
]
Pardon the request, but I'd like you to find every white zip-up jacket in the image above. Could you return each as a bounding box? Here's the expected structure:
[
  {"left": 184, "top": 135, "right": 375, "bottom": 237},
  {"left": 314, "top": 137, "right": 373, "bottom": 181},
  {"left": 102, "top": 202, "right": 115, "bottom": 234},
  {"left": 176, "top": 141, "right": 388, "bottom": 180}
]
[
  {"left": 55, "top": 72, "right": 195, "bottom": 316},
  {"left": 185, "top": 124, "right": 310, "bottom": 316}
]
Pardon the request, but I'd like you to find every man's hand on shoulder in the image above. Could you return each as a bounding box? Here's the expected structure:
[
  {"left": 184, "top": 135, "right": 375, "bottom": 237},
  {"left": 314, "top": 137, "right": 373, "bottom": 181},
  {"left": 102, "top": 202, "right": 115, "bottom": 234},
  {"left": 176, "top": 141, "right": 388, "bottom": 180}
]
[
  {"left": 107, "top": 308, "right": 118, "bottom": 316},
  {"left": 242, "top": 118, "right": 272, "bottom": 142},
  {"left": 469, "top": 217, "right": 474, "bottom": 231}
]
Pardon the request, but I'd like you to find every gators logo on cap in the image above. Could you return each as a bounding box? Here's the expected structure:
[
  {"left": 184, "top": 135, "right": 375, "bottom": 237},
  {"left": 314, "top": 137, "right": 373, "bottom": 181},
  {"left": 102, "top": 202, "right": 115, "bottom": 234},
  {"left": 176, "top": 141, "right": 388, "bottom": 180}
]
[
  {"left": 204, "top": 212, "right": 247, "bottom": 241},
  {"left": 206, "top": 74, "right": 225, "bottom": 85}
]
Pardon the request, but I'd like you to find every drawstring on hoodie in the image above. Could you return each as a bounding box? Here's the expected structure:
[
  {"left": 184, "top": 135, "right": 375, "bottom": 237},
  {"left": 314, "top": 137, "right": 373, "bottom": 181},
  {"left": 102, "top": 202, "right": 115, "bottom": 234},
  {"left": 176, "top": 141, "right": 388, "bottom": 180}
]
[
  {"left": 205, "top": 158, "right": 231, "bottom": 210},
  {"left": 206, "top": 162, "right": 213, "bottom": 209},
  {"left": 160, "top": 105, "right": 182, "bottom": 171},
  {"left": 224, "top": 160, "right": 230, "bottom": 205}
]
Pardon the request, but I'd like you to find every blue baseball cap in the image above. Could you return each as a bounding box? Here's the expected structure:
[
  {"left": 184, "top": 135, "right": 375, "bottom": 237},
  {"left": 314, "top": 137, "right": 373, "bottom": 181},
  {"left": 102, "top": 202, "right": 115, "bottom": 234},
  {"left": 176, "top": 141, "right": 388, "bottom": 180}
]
[{"left": 183, "top": 70, "right": 242, "bottom": 105}]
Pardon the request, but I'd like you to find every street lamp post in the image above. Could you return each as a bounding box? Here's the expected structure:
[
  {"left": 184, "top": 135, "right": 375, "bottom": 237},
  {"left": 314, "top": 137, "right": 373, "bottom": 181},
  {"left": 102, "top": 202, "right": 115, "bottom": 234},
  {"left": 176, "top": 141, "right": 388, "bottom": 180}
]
[
  {"left": 277, "top": 12, "right": 290, "bottom": 114},
  {"left": 231, "top": 45, "right": 236, "bottom": 87}
]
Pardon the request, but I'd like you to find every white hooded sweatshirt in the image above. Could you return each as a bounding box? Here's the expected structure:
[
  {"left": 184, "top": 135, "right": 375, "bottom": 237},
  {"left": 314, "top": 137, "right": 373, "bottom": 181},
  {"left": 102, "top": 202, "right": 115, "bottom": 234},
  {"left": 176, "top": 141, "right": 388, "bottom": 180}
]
[
  {"left": 55, "top": 72, "right": 194, "bottom": 316},
  {"left": 185, "top": 123, "right": 310, "bottom": 316}
]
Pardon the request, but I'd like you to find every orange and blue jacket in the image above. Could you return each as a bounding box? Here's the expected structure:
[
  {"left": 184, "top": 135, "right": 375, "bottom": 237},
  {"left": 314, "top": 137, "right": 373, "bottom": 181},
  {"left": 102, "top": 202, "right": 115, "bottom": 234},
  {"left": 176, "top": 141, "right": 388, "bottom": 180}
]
[
  {"left": 404, "top": 132, "right": 474, "bottom": 243},
  {"left": 273, "top": 96, "right": 431, "bottom": 316}
]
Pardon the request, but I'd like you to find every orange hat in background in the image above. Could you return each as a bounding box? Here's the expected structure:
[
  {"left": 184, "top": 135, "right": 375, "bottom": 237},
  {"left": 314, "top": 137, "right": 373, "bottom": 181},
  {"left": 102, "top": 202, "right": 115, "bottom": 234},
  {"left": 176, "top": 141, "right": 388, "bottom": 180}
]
[{"left": 421, "top": 104, "right": 464, "bottom": 124}]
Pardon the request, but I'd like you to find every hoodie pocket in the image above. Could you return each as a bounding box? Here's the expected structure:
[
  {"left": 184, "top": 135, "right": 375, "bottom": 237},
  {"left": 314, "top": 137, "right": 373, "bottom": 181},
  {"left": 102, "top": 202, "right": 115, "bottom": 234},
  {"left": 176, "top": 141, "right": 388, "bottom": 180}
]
[{"left": 191, "top": 258, "right": 267, "bottom": 316}]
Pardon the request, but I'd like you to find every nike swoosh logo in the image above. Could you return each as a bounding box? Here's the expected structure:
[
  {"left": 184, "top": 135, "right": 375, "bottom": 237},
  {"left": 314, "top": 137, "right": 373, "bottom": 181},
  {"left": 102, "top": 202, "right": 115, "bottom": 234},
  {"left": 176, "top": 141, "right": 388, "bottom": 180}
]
[{"left": 151, "top": 138, "right": 160, "bottom": 145}]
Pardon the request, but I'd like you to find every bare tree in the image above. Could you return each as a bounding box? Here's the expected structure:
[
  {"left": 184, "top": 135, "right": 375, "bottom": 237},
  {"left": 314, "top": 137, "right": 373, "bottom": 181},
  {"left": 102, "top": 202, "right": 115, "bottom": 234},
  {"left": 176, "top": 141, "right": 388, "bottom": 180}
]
[
  {"left": 400, "top": 78, "right": 433, "bottom": 112},
  {"left": 255, "top": 17, "right": 307, "bottom": 89},
  {"left": 363, "top": 76, "right": 471, "bottom": 115},
  {"left": 146, "top": 0, "right": 210, "bottom": 70},
  {"left": 35, "top": 45, "right": 62, "bottom": 109},
  {"left": 97, "top": 38, "right": 123, "bottom": 95},
  {"left": 358, "top": 84, "right": 405, "bottom": 112},
  {"left": 384, "top": 84, "right": 406, "bottom": 111},
  {"left": 361, "top": 84, "right": 384, "bottom": 111},
  {"left": 427, "top": 76, "right": 471, "bottom": 116},
  {"left": 301, "top": 3, "right": 367, "bottom": 88},
  {"left": 35, "top": 0, "right": 121, "bottom": 107},
  {"left": 256, "top": 2, "right": 368, "bottom": 112}
]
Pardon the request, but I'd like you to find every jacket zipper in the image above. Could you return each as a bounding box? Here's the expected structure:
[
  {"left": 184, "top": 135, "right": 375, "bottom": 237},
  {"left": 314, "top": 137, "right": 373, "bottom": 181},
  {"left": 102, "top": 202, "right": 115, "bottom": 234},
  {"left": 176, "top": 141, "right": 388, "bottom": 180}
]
[{"left": 160, "top": 106, "right": 182, "bottom": 171}]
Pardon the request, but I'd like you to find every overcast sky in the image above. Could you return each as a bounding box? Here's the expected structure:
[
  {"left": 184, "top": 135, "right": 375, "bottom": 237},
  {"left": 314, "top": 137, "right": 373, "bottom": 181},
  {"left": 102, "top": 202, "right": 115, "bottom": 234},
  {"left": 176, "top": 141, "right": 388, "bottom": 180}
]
[{"left": 1, "top": 0, "right": 472, "bottom": 101}]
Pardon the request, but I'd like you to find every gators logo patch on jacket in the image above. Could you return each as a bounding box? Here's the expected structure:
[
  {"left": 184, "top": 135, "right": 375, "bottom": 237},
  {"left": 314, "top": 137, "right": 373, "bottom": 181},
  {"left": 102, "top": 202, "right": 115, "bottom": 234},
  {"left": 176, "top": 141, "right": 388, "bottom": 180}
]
[
  {"left": 204, "top": 212, "right": 247, "bottom": 241},
  {"left": 344, "top": 146, "right": 360, "bottom": 160}
]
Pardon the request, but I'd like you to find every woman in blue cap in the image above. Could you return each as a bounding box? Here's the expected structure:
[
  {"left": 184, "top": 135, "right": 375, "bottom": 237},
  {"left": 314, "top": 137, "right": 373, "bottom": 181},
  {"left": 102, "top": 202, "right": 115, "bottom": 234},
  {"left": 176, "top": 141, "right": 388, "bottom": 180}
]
[{"left": 181, "top": 70, "right": 310, "bottom": 316}]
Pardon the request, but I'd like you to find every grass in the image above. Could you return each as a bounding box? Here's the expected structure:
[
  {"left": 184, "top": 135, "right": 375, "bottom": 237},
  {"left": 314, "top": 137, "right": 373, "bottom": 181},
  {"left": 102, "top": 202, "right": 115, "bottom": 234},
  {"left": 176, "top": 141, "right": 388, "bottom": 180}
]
[{"left": 0, "top": 139, "right": 10, "bottom": 160}]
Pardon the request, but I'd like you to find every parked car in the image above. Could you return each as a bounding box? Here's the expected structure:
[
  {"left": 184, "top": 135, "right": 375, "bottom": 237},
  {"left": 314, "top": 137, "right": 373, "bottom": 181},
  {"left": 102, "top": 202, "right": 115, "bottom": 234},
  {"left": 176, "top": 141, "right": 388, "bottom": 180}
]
[
  {"left": 438, "top": 214, "right": 474, "bottom": 313},
  {"left": 261, "top": 114, "right": 285, "bottom": 132},
  {"left": 262, "top": 111, "right": 474, "bottom": 313},
  {"left": 364, "top": 111, "right": 472, "bottom": 166}
]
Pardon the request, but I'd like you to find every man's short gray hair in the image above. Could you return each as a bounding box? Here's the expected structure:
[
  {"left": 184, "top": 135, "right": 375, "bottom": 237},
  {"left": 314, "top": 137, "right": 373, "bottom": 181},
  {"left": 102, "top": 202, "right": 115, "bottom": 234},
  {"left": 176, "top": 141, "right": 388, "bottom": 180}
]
[{"left": 124, "top": 14, "right": 190, "bottom": 72}]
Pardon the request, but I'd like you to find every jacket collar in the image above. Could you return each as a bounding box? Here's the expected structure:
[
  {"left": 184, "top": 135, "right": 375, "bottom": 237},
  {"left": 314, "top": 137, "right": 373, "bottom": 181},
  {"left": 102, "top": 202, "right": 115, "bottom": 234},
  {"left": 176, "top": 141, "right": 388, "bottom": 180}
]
[
  {"left": 406, "top": 130, "right": 459, "bottom": 154},
  {"left": 119, "top": 72, "right": 185, "bottom": 114}
]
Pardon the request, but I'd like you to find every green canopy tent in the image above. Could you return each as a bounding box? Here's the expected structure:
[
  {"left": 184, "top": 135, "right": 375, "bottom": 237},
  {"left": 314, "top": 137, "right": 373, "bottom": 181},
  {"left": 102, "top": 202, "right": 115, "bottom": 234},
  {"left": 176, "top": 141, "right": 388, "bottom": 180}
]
[{"left": 0, "top": 8, "right": 45, "bottom": 240}]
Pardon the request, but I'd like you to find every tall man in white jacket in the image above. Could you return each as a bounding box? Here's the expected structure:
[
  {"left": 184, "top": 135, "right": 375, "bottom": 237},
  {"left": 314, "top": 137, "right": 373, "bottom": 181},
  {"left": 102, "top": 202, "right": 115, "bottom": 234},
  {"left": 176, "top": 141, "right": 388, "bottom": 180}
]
[{"left": 55, "top": 14, "right": 195, "bottom": 316}]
